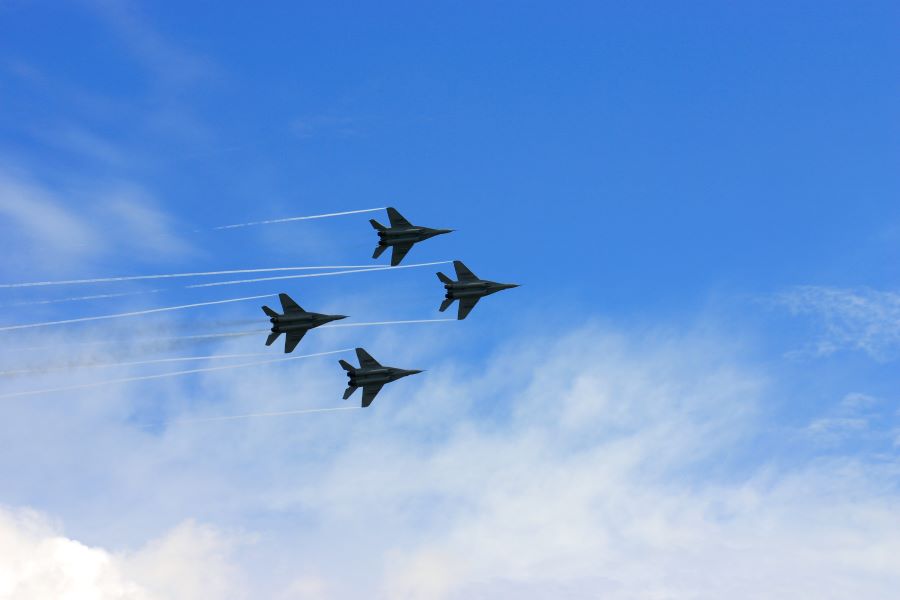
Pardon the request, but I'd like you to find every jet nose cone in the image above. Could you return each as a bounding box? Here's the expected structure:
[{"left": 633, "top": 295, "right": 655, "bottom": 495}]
[
  {"left": 405, "top": 369, "right": 424, "bottom": 376},
  {"left": 332, "top": 315, "right": 349, "bottom": 321}
]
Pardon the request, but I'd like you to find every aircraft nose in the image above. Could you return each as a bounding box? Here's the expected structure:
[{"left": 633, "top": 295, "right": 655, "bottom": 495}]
[{"left": 332, "top": 315, "right": 349, "bottom": 321}]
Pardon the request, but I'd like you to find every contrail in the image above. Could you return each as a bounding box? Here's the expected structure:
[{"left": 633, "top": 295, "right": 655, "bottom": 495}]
[
  {"left": 0, "top": 265, "right": 379, "bottom": 289},
  {"left": 187, "top": 261, "right": 452, "bottom": 288},
  {"left": 213, "top": 207, "right": 385, "bottom": 230},
  {"left": 321, "top": 318, "right": 455, "bottom": 329},
  {"left": 0, "top": 290, "right": 163, "bottom": 307},
  {"left": 0, "top": 294, "right": 278, "bottom": 333},
  {"left": 10, "top": 329, "right": 269, "bottom": 352},
  {"left": 0, "top": 351, "right": 273, "bottom": 377},
  {"left": 177, "top": 406, "right": 361, "bottom": 423},
  {"left": 0, "top": 348, "right": 352, "bottom": 399}
]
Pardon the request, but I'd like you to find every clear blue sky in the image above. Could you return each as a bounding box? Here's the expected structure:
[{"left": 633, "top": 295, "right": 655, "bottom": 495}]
[{"left": 0, "top": 2, "right": 898, "bottom": 597}]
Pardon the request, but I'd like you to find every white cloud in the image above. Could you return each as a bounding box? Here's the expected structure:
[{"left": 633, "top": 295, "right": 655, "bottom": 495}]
[
  {"left": 2, "top": 314, "right": 900, "bottom": 598},
  {"left": 0, "top": 507, "right": 243, "bottom": 600},
  {"left": 777, "top": 286, "right": 900, "bottom": 360},
  {"left": 0, "top": 167, "right": 192, "bottom": 279}
]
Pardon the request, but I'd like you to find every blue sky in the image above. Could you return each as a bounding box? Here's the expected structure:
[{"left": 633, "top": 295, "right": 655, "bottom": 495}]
[{"left": 0, "top": 2, "right": 898, "bottom": 598}]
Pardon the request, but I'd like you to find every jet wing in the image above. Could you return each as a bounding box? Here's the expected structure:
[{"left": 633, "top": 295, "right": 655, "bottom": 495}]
[
  {"left": 390, "top": 243, "right": 414, "bottom": 266},
  {"left": 356, "top": 347, "right": 382, "bottom": 368},
  {"left": 361, "top": 384, "right": 385, "bottom": 408},
  {"left": 453, "top": 261, "right": 479, "bottom": 282},
  {"left": 279, "top": 293, "right": 305, "bottom": 314},
  {"left": 386, "top": 207, "right": 412, "bottom": 228},
  {"left": 284, "top": 330, "right": 306, "bottom": 353},
  {"left": 457, "top": 297, "right": 480, "bottom": 320}
]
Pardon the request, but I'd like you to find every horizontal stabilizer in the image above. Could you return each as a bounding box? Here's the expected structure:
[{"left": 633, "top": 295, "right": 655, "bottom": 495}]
[
  {"left": 343, "top": 385, "right": 358, "bottom": 400},
  {"left": 436, "top": 272, "right": 453, "bottom": 284},
  {"left": 265, "top": 331, "right": 281, "bottom": 346},
  {"left": 439, "top": 298, "right": 454, "bottom": 312},
  {"left": 339, "top": 359, "right": 355, "bottom": 372},
  {"left": 372, "top": 244, "right": 388, "bottom": 259},
  {"left": 369, "top": 219, "right": 386, "bottom": 231},
  {"left": 262, "top": 305, "right": 278, "bottom": 318}
]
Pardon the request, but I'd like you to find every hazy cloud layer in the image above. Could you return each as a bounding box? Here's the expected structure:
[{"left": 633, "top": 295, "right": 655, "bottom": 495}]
[
  {"left": 2, "top": 323, "right": 899, "bottom": 598},
  {"left": 777, "top": 286, "right": 900, "bottom": 360}
]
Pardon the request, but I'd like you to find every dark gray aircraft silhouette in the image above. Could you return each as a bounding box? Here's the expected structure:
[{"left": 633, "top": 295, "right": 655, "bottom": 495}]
[
  {"left": 369, "top": 207, "right": 453, "bottom": 266},
  {"left": 262, "top": 293, "right": 347, "bottom": 353},
  {"left": 437, "top": 261, "right": 519, "bottom": 320},
  {"left": 339, "top": 347, "right": 423, "bottom": 407}
]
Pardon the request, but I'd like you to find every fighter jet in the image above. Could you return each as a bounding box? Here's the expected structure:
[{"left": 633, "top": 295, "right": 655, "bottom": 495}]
[
  {"left": 339, "top": 347, "right": 423, "bottom": 407},
  {"left": 369, "top": 207, "right": 453, "bottom": 266},
  {"left": 262, "top": 293, "right": 347, "bottom": 353},
  {"left": 437, "top": 261, "right": 519, "bottom": 320}
]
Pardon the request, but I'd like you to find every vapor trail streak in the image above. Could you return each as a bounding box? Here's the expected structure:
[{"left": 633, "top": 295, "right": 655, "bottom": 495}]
[
  {"left": 178, "top": 406, "right": 361, "bottom": 423},
  {"left": 321, "top": 318, "right": 456, "bottom": 329},
  {"left": 0, "top": 294, "right": 276, "bottom": 333},
  {"left": 213, "top": 207, "right": 385, "bottom": 230},
  {"left": 0, "top": 349, "right": 352, "bottom": 399},
  {"left": 0, "top": 351, "right": 273, "bottom": 377},
  {"left": 1, "top": 290, "right": 163, "bottom": 307},
  {"left": 0, "top": 265, "right": 378, "bottom": 289},
  {"left": 187, "top": 261, "right": 452, "bottom": 288}
]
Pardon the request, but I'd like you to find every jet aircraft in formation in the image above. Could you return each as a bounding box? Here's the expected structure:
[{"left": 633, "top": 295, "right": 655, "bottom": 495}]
[
  {"left": 369, "top": 207, "right": 453, "bottom": 266},
  {"left": 339, "top": 347, "right": 422, "bottom": 407},
  {"left": 260, "top": 207, "right": 518, "bottom": 407},
  {"left": 437, "top": 260, "right": 519, "bottom": 320},
  {"left": 262, "top": 293, "right": 347, "bottom": 353}
]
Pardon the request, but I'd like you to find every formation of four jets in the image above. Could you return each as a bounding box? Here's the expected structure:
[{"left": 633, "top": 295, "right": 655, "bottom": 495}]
[{"left": 262, "top": 207, "right": 518, "bottom": 407}]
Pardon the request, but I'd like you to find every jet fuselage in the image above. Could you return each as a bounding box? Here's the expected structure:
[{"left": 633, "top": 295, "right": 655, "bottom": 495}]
[
  {"left": 348, "top": 367, "right": 420, "bottom": 387},
  {"left": 377, "top": 227, "right": 449, "bottom": 246},
  {"left": 270, "top": 312, "right": 344, "bottom": 333},
  {"left": 443, "top": 281, "right": 516, "bottom": 299}
]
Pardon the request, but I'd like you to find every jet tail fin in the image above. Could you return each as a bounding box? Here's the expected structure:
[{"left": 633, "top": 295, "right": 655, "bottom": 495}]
[
  {"left": 262, "top": 305, "right": 278, "bottom": 318},
  {"left": 265, "top": 331, "right": 281, "bottom": 346},
  {"left": 372, "top": 244, "right": 388, "bottom": 259},
  {"left": 437, "top": 272, "right": 453, "bottom": 284},
  {"left": 369, "top": 219, "right": 386, "bottom": 231},
  {"left": 439, "top": 298, "right": 455, "bottom": 312},
  {"left": 342, "top": 385, "right": 358, "bottom": 400},
  {"left": 339, "top": 359, "right": 356, "bottom": 373}
]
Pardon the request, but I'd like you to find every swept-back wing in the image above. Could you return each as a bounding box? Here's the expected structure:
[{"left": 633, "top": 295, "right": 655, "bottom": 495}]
[
  {"left": 279, "top": 293, "right": 305, "bottom": 314},
  {"left": 453, "top": 261, "right": 478, "bottom": 282},
  {"left": 386, "top": 207, "right": 412, "bottom": 228},
  {"left": 356, "top": 347, "right": 382, "bottom": 368},
  {"left": 284, "top": 330, "right": 306, "bottom": 353},
  {"left": 457, "top": 297, "right": 480, "bottom": 320},
  {"left": 390, "top": 243, "right": 414, "bottom": 266},
  {"left": 361, "top": 384, "right": 385, "bottom": 408}
]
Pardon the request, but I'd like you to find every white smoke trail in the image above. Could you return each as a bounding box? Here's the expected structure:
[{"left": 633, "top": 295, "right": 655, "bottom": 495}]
[
  {"left": 0, "top": 351, "right": 274, "bottom": 377},
  {"left": 0, "top": 294, "right": 276, "bottom": 333},
  {"left": 0, "top": 265, "right": 378, "bottom": 289},
  {"left": 0, "top": 348, "right": 352, "bottom": 399},
  {"left": 187, "top": 261, "right": 451, "bottom": 288},
  {"left": 177, "top": 406, "right": 361, "bottom": 423},
  {"left": 321, "top": 318, "right": 455, "bottom": 329},
  {"left": 1, "top": 290, "right": 164, "bottom": 307},
  {"left": 212, "top": 207, "right": 385, "bottom": 230}
]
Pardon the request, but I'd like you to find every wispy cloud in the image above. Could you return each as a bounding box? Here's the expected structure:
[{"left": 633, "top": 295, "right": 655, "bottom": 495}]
[
  {"left": 0, "top": 167, "right": 192, "bottom": 278},
  {"left": 776, "top": 286, "right": 900, "bottom": 360},
  {"left": 3, "top": 320, "right": 900, "bottom": 598}
]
